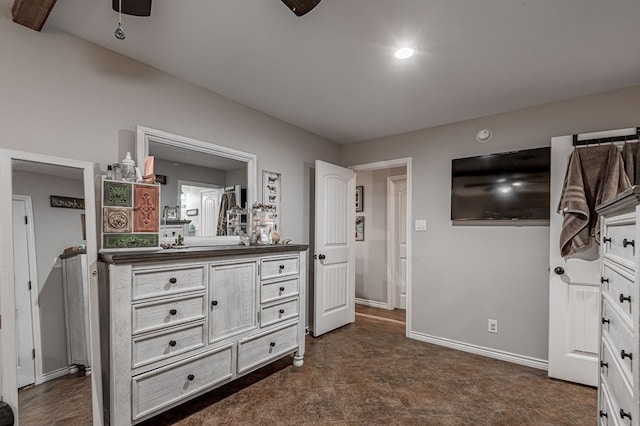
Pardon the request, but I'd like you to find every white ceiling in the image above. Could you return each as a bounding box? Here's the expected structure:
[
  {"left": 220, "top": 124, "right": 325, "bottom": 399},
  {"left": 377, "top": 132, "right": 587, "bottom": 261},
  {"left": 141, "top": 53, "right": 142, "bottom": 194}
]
[{"left": 45, "top": 1, "right": 640, "bottom": 144}]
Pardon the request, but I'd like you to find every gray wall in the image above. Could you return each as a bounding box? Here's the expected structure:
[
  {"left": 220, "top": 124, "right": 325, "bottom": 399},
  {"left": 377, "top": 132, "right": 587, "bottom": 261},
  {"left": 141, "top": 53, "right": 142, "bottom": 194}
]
[
  {"left": 155, "top": 158, "right": 226, "bottom": 210},
  {"left": 342, "top": 85, "right": 640, "bottom": 361},
  {"left": 13, "top": 170, "right": 85, "bottom": 375},
  {"left": 355, "top": 167, "right": 406, "bottom": 304}
]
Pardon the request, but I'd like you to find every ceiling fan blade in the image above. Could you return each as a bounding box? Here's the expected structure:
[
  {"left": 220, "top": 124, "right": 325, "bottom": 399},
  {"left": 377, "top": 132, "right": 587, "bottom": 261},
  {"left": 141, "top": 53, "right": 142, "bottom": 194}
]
[
  {"left": 280, "top": 0, "right": 322, "bottom": 16},
  {"left": 112, "top": 0, "right": 152, "bottom": 17}
]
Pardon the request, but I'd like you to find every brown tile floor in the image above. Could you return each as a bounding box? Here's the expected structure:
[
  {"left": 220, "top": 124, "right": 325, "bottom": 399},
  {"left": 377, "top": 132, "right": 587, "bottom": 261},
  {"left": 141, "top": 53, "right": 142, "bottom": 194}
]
[{"left": 19, "top": 316, "right": 597, "bottom": 425}]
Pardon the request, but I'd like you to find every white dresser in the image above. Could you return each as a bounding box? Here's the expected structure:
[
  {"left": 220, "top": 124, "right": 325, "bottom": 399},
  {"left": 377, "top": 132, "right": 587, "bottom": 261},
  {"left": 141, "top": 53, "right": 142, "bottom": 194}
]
[
  {"left": 98, "top": 244, "right": 307, "bottom": 425},
  {"left": 596, "top": 187, "right": 640, "bottom": 425}
]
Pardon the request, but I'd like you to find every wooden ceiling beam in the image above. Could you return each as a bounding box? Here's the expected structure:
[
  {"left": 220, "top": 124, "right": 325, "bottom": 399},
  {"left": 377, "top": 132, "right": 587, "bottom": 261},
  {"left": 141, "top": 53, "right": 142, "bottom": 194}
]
[{"left": 12, "top": 0, "right": 58, "bottom": 32}]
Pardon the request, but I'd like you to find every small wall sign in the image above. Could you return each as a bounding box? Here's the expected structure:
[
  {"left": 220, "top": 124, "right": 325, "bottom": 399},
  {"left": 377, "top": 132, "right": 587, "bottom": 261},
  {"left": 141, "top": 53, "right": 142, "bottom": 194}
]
[{"left": 50, "top": 195, "right": 85, "bottom": 209}]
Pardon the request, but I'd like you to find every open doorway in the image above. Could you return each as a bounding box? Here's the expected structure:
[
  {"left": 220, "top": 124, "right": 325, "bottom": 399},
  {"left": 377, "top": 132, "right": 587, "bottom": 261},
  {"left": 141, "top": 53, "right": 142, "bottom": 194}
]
[{"left": 349, "top": 159, "right": 411, "bottom": 331}]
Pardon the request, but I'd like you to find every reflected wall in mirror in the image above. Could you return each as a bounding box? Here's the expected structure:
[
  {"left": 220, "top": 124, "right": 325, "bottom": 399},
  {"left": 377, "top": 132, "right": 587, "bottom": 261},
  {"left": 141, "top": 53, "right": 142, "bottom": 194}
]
[
  {"left": 136, "top": 126, "right": 257, "bottom": 245},
  {"left": 0, "top": 152, "right": 101, "bottom": 425}
]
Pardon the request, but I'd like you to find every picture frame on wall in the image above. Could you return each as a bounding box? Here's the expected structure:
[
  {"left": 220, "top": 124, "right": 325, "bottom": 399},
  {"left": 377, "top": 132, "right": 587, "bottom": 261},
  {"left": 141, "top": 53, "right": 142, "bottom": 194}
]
[
  {"left": 163, "top": 205, "right": 179, "bottom": 221},
  {"left": 262, "top": 170, "right": 281, "bottom": 231},
  {"left": 355, "top": 216, "right": 365, "bottom": 241},
  {"left": 355, "top": 186, "right": 364, "bottom": 212}
]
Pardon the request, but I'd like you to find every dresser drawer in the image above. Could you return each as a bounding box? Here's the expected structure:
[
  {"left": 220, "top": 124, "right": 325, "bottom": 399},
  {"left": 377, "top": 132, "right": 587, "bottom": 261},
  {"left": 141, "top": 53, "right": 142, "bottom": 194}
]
[
  {"left": 132, "top": 265, "right": 206, "bottom": 300},
  {"left": 261, "top": 256, "right": 299, "bottom": 280},
  {"left": 132, "top": 345, "right": 233, "bottom": 421},
  {"left": 602, "top": 262, "right": 636, "bottom": 326},
  {"left": 601, "top": 299, "right": 634, "bottom": 382},
  {"left": 261, "top": 277, "right": 299, "bottom": 303},
  {"left": 132, "top": 294, "right": 206, "bottom": 335},
  {"left": 237, "top": 322, "right": 298, "bottom": 374},
  {"left": 132, "top": 322, "right": 206, "bottom": 369},
  {"left": 603, "top": 219, "right": 636, "bottom": 268},
  {"left": 601, "top": 339, "right": 634, "bottom": 425},
  {"left": 598, "top": 380, "right": 618, "bottom": 425},
  {"left": 260, "top": 298, "right": 299, "bottom": 328}
]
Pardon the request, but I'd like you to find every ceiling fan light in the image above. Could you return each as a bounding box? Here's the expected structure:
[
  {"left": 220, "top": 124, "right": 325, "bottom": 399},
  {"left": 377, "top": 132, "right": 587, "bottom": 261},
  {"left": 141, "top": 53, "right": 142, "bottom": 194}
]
[
  {"left": 112, "top": 0, "right": 152, "bottom": 17},
  {"left": 280, "top": 0, "right": 322, "bottom": 16}
]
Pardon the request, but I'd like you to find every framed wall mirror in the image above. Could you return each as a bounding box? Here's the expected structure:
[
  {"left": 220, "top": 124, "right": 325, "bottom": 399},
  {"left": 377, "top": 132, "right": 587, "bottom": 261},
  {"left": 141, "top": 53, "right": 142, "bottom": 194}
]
[
  {"left": 0, "top": 150, "right": 102, "bottom": 425},
  {"left": 136, "top": 126, "right": 257, "bottom": 246}
]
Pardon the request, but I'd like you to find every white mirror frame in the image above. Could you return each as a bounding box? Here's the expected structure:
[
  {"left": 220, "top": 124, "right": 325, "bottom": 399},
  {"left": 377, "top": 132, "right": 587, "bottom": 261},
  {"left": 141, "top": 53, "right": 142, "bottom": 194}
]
[
  {"left": 136, "top": 125, "right": 257, "bottom": 246},
  {"left": 0, "top": 149, "right": 102, "bottom": 425}
]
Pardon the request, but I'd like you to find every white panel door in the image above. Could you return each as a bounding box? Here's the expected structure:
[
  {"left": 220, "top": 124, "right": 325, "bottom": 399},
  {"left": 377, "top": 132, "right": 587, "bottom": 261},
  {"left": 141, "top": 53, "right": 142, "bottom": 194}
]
[
  {"left": 201, "top": 190, "right": 219, "bottom": 237},
  {"left": 394, "top": 179, "right": 407, "bottom": 309},
  {"left": 12, "top": 198, "right": 35, "bottom": 389},
  {"left": 314, "top": 160, "right": 355, "bottom": 337},
  {"left": 548, "top": 135, "right": 602, "bottom": 386}
]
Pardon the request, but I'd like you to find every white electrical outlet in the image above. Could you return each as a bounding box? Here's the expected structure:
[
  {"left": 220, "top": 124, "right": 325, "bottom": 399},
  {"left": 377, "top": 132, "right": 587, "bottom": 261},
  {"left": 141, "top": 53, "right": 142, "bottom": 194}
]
[{"left": 488, "top": 319, "right": 498, "bottom": 333}]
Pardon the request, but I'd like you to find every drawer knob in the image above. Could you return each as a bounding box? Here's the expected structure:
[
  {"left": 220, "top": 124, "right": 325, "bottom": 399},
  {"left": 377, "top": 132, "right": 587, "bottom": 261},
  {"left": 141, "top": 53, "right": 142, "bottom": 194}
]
[
  {"left": 623, "top": 238, "right": 635, "bottom": 248},
  {"left": 621, "top": 350, "right": 633, "bottom": 360},
  {"left": 620, "top": 294, "right": 632, "bottom": 304},
  {"left": 169, "top": 277, "right": 177, "bottom": 284},
  {"left": 169, "top": 340, "right": 176, "bottom": 347},
  {"left": 187, "top": 374, "right": 195, "bottom": 381},
  {"left": 279, "top": 309, "right": 285, "bottom": 314},
  {"left": 169, "top": 309, "right": 177, "bottom": 315},
  {"left": 602, "top": 317, "right": 610, "bottom": 325},
  {"left": 603, "top": 236, "right": 612, "bottom": 244},
  {"left": 600, "top": 361, "right": 608, "bottom": 368},
  {"left": 620, "top": 409, "right": 632, "bottom": 420},
  {"left": 279, "top": 286, "right": 285, "bottom": 292},
  {"left": 270, "top": 342, "right": 276, "bottom": 347},
  {"left": 601, "top": 277, "right": 609, "bottom": 284},
  {"left": 279, "top": 265, "right": 285, "bottom": 272},
  {"left": 600, "top": 410, "right": 608, "bottom": 418},
  {"left": 211, "top": 300, "right": 218, "bottom": 307}
]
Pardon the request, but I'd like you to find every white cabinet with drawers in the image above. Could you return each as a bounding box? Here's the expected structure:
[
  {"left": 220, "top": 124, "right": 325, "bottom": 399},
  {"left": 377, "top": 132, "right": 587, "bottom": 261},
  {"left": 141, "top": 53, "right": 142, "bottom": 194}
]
[
  {"left": 99, "top": 245, "right": 307, "bottom": 425},
  {"left": 596, "top": 187, "right": 640, "bottom": 425}
]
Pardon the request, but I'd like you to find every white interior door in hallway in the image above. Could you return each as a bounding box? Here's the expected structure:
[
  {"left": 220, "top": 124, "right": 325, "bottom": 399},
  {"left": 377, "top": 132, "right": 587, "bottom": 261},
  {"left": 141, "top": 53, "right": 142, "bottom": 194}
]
[
  {"left": 548, "top": 127, "right": 637, "bottom": 386},
  {"left": 388, "top": 176, "right": 407, "bottom": 310},
  {"left": 12, "top": 196, "right": 38, "bottom": 389},
  {"left": 313, "top": 160, "right": 355, "bottom": 337}
]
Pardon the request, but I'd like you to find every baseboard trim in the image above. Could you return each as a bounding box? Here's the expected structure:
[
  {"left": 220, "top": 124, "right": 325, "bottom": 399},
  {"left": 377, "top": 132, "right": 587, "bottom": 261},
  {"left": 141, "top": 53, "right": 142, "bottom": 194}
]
[
  {"left": 355, "top": 298, "right": 391, "bottom": 310},
  {"left": 41, "top": 366, "right": 72, "bottom": 383},
  {"left": 409, "top": 331, "right": 548, "bottom": 371}
]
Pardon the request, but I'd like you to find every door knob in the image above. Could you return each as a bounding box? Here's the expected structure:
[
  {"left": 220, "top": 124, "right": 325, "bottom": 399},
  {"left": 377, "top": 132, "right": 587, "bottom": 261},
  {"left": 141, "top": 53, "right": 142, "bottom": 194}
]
[
  {"left": 318, "top": 254, "right": 326, "bottom": 260},
  {"left": 553, "top": 267, "right": 565, "bottom": 275}
]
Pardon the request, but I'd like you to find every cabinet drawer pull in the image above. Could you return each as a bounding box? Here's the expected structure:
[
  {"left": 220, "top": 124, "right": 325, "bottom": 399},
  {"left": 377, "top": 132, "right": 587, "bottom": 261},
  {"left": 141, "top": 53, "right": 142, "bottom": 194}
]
[
  {"left": 620, "top": 409, "right": 632, "bottom": 420},
  {"left": 600, "top": 410, "right": 608, "bottom": 418},
  {"left": 602, "top": 317, "right": 610, "bottom": 325},
  {"left": 169, "top": 277, "right": 177, "bottom": 284},
  {"left": 269, "top": 342, "right": 276, "bottom": 347},
  {"left": 279, "top": 265, "right": 285, "bottom": 272},
  {"left": 603, "top": 236, "right": 612, "bottom": 243},
  {"left": 169, "top": 340, "right": 177, "bottom": 347},
  {"left": 601, "top": 277, "right": 609, "bottom": 284},
  {"left": 187, "top": 374, "right": 195, "bottom": 381},
  {"left": 279, "top": 309, "right": 285, "bottom": 314},
  {"left": 623, "top": 238, "right": 635, "bottom": 248},
  {"left": 169, "top": 309, "right": 177, "bottom": 315},
  {"left": 620, "top": 294, "right": 631, "bottom": 304},
  {"left": 600, "top": 361, "right": 608, "bottom": 368},
  {"left": 211, "top": 300, "right": 218, "bottom": 307},
  {"left": 279, "top": 286, "right": 285, "bottom": 292},
  {"left": 621, "top": 350, "right": 633, "bottom": 360}
]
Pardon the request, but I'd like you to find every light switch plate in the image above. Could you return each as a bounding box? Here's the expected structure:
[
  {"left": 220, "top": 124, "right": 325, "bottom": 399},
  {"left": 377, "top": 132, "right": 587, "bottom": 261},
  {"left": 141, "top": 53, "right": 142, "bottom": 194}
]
[{"left": 415, "top": 219, "right": 427, "bottom": 231}]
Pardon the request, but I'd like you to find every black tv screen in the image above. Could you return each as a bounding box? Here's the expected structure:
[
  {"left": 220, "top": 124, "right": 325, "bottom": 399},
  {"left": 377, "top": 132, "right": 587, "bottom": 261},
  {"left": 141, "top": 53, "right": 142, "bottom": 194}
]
[{"left": 451, "top": 147, "right": 550, "bottom": 221}]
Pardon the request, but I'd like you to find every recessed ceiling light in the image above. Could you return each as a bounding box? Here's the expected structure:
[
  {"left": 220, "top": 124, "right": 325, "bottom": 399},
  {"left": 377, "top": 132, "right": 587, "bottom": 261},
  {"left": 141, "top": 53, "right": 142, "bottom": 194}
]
[{"left": 394, "top": 47, "right": 414, "bottom": 59}]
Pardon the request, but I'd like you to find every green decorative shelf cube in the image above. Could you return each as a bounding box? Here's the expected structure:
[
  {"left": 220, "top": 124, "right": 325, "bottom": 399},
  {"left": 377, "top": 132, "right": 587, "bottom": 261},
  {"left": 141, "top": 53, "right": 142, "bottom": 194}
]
[
  {"left": 104, "top": 181, "right": 132, "bottom": 207},
  {"left": 103, "top": 233, "right": 158, "bottom": 249}
]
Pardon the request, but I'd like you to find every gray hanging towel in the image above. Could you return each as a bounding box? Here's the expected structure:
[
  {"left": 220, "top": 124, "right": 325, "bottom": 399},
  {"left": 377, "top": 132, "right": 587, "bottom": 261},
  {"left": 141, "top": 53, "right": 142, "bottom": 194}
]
[
  {"left": 621, "top": 142, "right": 640, "bottom": 185},
  {"left": 558, "top": 145, "right": 630, "bottom": 257},
  {"left": 217, "top": 192, "right": 236, "bottom": 236}
]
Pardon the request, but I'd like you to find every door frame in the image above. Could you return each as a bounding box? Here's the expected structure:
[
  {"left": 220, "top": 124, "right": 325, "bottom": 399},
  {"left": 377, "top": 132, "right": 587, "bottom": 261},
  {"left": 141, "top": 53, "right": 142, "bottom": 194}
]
[
  {"left": 0, "top": 149, "right": 102, "bottom": 425},
  {"left": 349, "top": 158, "right": 412, "bottom": 336},
  {"left": 387, "top": 175, "right": 407, "bottom": 310},
  {"left": 12, "top": 195, "right": 43, "bottom": 387}
]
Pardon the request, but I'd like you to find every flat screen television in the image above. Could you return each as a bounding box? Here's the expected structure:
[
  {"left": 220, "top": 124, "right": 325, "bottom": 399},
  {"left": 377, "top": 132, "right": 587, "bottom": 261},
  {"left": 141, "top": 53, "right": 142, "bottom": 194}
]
[{"left": 451, "top": 147, "right": 550, "bottom": 222}]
